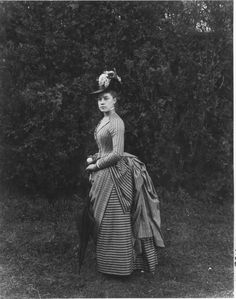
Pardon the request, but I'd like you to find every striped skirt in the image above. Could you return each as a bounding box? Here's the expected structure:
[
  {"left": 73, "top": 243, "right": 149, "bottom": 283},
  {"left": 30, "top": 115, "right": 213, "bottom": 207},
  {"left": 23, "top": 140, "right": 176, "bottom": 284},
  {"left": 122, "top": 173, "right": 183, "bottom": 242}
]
[{"left": 96, "top": 187, "right": 158, "bottom": 275}]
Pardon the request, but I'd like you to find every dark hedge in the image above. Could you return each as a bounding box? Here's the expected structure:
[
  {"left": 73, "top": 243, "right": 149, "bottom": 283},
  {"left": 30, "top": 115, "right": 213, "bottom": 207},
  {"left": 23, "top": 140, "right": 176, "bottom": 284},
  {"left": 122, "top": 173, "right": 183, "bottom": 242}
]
[{"left": 0, "top": 1, "right": 233, "bottom": 202}]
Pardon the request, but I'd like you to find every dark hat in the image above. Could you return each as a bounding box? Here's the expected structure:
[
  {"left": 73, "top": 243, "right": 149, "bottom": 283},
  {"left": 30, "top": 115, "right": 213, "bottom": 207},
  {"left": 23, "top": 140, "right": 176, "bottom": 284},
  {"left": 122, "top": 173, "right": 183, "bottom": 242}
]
[{"left": 90, "top": 69, "right": 122, "bottom": 94}]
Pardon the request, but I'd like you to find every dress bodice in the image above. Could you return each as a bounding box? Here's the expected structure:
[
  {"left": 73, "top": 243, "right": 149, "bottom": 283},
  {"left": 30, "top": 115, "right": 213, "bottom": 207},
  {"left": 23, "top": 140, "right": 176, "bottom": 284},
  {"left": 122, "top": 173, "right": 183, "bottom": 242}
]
[{"left": 94, "top": 112, "right": 124, "bottom": 169}]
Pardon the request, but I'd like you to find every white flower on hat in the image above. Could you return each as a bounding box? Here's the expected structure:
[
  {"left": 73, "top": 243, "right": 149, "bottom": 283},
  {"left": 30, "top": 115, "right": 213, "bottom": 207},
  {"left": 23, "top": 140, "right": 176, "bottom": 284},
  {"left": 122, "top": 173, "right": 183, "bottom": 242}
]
[
  {"left": 97, "top": 70, "right": 121, "bottom": 89},
  {"left": 98, "top": 73, "right": 110, "bottom": 88}
]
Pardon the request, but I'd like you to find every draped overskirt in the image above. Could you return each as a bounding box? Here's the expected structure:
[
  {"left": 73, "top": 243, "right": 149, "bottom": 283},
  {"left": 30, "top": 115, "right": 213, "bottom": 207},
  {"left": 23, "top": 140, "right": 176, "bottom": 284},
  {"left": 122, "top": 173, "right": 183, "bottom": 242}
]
[{"left": 89, "top": 153, "right": 164, "bottom": 275}]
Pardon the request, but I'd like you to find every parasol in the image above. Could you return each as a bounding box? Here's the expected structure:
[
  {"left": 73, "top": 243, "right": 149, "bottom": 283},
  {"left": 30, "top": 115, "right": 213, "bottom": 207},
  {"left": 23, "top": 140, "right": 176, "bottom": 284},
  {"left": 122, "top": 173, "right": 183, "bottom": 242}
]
[{"left": 75, "top": 194, "right": 95, "bottom": 274}]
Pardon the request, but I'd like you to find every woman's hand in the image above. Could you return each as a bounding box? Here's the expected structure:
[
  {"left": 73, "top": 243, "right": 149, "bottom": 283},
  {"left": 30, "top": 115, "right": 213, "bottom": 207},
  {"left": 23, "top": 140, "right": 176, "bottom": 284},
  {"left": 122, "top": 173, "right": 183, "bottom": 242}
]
[
  {"left": 86, "top": 163, "right": 97, "bottom": 172},
  {"left": 86, "top": 156, "right": 93, "bottom": 164}
]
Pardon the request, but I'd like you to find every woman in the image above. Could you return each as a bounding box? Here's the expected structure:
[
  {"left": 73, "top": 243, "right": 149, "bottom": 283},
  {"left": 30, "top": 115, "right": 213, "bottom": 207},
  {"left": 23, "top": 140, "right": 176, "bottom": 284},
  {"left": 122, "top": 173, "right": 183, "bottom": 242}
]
[{"left": 86, "top": 70, "right": 164, "bottom": 276}]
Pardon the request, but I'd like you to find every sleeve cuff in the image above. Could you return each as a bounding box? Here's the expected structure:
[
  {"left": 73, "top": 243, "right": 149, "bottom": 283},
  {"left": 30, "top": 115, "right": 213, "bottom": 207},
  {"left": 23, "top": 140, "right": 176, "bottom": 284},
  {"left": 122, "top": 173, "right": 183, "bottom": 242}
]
[{"left": 96, "top": 161, "right": 100, "bottom": 169}]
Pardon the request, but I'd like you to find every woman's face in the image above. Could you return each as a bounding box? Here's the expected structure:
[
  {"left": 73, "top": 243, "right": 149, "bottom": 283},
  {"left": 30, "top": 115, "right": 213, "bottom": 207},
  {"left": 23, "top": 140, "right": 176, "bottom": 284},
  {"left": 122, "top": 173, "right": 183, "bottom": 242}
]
[{"left": 98, "top": 92, "right": 117, "bottom": 113}]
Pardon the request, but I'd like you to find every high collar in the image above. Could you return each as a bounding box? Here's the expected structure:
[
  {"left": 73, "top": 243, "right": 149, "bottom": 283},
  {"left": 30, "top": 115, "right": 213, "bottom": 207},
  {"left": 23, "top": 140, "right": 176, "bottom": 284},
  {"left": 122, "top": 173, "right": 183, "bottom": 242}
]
[{"left": 103, "top": 108, "right": 116, "bottom": 117}]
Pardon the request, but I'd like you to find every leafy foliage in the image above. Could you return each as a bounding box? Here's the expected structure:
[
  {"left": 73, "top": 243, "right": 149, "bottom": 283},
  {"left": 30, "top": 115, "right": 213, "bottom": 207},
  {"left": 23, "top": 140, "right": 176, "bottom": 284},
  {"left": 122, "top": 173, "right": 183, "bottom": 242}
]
[{"left": 0, "top": 1, "right": 233, "bottom": 202}]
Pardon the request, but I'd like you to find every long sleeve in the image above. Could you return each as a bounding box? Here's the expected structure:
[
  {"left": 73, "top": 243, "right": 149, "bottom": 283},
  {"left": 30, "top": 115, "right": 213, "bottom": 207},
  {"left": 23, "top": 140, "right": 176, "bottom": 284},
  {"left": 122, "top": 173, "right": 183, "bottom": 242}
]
[
  {"left": 96, "top": 117, "right": 124, "bottom": 169},
  {"left": 91, "top": 152, "right": 100, "bottom": 162}
]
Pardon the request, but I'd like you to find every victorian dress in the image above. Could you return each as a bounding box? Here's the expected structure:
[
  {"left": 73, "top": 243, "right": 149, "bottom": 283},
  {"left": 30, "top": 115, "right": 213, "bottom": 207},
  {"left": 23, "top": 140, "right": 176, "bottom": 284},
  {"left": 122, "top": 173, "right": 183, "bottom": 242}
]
[{"left": 89, "top": 112, "right": 164, "bottom": 276}]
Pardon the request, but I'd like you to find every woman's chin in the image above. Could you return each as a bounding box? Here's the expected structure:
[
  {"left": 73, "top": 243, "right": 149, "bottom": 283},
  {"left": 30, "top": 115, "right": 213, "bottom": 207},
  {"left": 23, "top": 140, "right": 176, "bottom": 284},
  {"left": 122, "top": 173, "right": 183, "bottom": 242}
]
[{"left": 99, "top": 108, "right": 108, "bottom": 112}]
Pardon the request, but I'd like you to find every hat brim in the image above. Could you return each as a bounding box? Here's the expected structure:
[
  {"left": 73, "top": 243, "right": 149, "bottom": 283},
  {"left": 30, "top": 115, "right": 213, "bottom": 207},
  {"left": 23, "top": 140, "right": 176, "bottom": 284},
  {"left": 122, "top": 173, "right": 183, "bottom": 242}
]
[{"left": 90, "top": 88, "right": 106, "bottom": 95}]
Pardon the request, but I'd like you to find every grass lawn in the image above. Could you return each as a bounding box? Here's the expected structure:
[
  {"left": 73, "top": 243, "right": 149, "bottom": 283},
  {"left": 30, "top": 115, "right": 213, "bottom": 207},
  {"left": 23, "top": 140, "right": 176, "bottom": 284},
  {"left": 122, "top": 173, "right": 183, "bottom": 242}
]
[{"left": 0, "top": 188, "right": 233, "bottom": 298}]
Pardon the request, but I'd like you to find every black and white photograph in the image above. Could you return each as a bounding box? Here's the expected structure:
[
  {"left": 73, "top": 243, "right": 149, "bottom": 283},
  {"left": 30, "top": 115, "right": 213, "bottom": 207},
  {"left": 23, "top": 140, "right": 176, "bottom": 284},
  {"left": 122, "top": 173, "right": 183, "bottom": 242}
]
[{"left": 0, "top": 0, "right": 233, "bottom": 298}]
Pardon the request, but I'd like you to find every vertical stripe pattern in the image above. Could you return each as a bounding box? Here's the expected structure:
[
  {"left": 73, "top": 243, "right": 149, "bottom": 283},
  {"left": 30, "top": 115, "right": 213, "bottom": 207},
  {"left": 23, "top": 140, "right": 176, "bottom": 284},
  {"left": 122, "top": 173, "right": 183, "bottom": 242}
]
[{"left": 96, "top": 113, "right": 124, "bottom": 169}]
